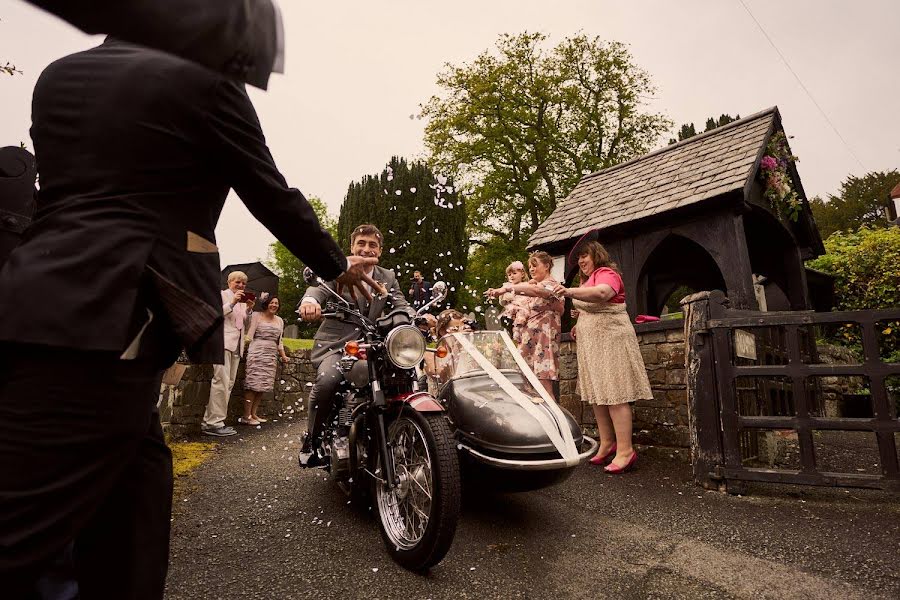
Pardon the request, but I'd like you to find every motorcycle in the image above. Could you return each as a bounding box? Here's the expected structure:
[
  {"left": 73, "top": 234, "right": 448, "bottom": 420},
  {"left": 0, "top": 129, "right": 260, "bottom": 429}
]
[
  {"left": 301, "top": 268, "right": 459, "bottom": 571},
  {"left": 301, "top": 268, "right": 598, "bottom": 571}
]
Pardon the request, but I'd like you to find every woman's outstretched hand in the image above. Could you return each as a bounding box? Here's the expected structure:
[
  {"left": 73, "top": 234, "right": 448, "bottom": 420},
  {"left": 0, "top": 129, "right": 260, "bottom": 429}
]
[{"left": 552, "top": 283, "right": 568, "bottom": 298}]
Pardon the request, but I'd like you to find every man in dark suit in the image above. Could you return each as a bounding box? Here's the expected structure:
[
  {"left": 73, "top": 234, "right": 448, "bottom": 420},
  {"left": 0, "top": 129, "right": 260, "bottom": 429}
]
[
  {"left": 0, "top": 38, "right": 377, "bottom": 598},
  {"left": 26, "top": 0, "right": 284, "bottom": 89},
  {"left": 297, "top": 224, "right": 414, "bottom": 467},
  {"left": 408, "top": 269, "right": 433, "bottom": 310}
]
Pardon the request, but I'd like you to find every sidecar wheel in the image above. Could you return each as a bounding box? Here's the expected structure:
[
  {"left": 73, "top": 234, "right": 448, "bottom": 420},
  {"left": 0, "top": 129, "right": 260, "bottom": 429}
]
[{"left": 373, "top": 411, "right": 460, "bottom": 571}]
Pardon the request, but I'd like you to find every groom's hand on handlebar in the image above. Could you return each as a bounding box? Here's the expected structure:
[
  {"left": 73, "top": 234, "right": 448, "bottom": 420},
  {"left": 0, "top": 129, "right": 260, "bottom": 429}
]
[
  {"left": 299, "top": 303, "right": 322, "bottom": 322},
  {"left": 336, "top": 256, "right": 384, "bottom": 301}
]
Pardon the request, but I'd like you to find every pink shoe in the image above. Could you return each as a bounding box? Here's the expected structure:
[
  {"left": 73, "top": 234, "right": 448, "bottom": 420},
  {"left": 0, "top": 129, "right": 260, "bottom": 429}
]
[
  {"left": 604, "top": 451, "right": 637, "bottom": 474},
  {"left": 589, "top": 443, "right": 617, "bottom": 465}
]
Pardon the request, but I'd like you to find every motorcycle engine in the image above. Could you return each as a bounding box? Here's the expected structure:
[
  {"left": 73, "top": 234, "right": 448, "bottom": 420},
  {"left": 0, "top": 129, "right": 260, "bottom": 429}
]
[{"left": 329, "top": 394, "right": 366, "bottom": 479}]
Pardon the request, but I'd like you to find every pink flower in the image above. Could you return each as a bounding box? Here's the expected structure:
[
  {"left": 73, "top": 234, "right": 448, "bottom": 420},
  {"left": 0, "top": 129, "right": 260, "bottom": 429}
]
[{"left": 760, "top": 155, "right": 778, "bottom": 171}]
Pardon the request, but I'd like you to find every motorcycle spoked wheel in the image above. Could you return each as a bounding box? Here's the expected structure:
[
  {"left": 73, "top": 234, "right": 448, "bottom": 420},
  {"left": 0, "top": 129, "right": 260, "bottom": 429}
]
[{"left": 372, "top": 410, "right": 460, "bottom": 571}]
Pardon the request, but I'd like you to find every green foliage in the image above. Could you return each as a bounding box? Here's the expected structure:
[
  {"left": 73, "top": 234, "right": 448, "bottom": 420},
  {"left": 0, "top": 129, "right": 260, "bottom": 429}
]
[
  {"left": 807, "top": 227, "right": 900, "bottom": 355},
  {"left": 1, "top": 62, "right": 21, "bottom": 76},
  {"left": 422, "top": 32, "right": 671, "bottom": 249},
  {"left": 809, "top": 170, "right": 900, "bottom": 238},
  {"left": 282, "top": 338, "right": 314, "bottom": 352},
  {"left": 669, "top": 114, "right": 739, "bottom": 144},
  {"left": 336, "top": 157, "right": 468, "bottom": 308},
  {"left": 458, "top": 238, "right": 528, "bottom": 318},
  {"left": 266, "top": 197, "right": 336, "bottom": 335}
]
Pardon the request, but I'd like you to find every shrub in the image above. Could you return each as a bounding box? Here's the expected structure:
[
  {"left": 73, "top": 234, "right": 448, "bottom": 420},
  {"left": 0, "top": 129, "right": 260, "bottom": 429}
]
[{"left": 807, "top": 227, "right": 900, "bottom": 356}]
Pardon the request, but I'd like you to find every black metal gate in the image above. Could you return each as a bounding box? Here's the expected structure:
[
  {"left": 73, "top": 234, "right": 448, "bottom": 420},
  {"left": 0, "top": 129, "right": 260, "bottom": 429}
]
[{"left": 683, "top": 291, "right": 900, "bottom": 492}]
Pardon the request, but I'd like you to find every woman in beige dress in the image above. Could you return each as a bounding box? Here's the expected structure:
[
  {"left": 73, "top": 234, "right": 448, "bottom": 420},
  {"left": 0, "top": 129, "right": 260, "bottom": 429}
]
[{"left": 553, "top": 241, "right": 652, "bottom": 473}]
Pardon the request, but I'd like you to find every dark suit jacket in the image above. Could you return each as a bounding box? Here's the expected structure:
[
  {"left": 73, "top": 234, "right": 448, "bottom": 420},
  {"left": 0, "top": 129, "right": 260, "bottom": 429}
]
[
  {"left": 0, "top": 39, "right": 345, "bottom": 365},
  {"left": 305, "top": 266, "right": 412, "bottom": 366},
  {"left": 27, "top": 0, "right": 280, "bottom": 89}
]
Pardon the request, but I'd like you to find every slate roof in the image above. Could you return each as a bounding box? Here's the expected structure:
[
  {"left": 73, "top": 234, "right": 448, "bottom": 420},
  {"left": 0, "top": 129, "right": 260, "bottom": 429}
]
[{"left": 528, "top": 107, "right": 779, "bottom": 249}]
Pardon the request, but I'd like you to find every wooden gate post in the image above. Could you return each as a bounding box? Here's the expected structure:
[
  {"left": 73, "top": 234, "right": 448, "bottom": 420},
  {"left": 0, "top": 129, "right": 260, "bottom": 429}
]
[{"left": 681, "top": 290, "right": 729, "bottom": 489}]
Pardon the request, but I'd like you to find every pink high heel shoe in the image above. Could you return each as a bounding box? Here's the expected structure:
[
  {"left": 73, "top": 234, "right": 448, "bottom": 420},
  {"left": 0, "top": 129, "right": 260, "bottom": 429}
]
[
  {"left": 604, "top": 451, "right": 637, "bottom": 474},
  {"left": 589, "top": 443, "right": 617, "bottom": 465}
]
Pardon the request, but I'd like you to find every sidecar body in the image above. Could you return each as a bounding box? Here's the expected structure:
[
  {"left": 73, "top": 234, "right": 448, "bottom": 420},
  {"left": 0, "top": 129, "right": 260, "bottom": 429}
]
[{"left": 433, "top": 331, "right": 597, "bottom": 491}]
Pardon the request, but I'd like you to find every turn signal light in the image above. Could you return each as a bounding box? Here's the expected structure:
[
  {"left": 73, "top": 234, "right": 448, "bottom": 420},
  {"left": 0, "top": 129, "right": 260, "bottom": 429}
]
[
  {"left": 435, "top": 344, "right": 449, "bottom": 359},
  {"left": 345, "top": 341, "right": 360, "bottom": 356}
]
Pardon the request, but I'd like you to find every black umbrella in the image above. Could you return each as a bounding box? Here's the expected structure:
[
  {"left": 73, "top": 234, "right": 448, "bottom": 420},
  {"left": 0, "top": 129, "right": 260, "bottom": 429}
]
[{"left": 221, "top": 261, "right": 279, "bottom": 302}]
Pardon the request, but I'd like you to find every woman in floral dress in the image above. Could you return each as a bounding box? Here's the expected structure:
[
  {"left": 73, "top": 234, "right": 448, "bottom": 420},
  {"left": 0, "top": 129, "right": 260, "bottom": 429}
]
[
  {"left": 487, "top": 252, "right": 564, "bottom": 398},
  {"left": 241, "top": 294, "right": 288, "bottom": 425}
]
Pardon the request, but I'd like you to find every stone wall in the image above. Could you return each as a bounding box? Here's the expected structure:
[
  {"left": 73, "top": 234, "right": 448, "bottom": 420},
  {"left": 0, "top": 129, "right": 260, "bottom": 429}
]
[
  {"left": 159, "top": 349, "right": 316, "bottom": 436},
  {"left": 164, "top": 325, "right": 692, "bottom": 448},
  {"left": 558, "top": 321, "right": 689, "bottom": 448}
]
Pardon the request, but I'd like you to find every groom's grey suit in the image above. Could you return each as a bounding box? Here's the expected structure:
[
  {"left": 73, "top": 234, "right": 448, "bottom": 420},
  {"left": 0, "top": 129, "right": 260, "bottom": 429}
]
[{"left": 302, "top": 265, "right": 412, "bottom": 445}]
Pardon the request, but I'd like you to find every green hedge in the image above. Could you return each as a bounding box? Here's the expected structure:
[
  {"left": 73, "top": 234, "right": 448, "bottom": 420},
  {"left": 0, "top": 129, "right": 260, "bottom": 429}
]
[{"left": 807, "top": 227, "right": 900, "bottom": 358}]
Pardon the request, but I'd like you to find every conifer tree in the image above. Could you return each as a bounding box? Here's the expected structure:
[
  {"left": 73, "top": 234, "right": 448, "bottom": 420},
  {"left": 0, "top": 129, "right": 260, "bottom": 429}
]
[{"left": 337, "top": 157, "right": 468, "bottom": 308}]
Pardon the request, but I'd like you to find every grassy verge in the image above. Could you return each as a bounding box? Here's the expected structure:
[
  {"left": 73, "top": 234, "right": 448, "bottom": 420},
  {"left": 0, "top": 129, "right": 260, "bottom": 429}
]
[
  {"left": 166, "top": 436, "right": 217, "bottom": 498},
  {"left": 168, "top": 438, "right": 217, "bottom": 479},
  {"left": 283, "top": 337, "right": 314, "bottom": 352}
]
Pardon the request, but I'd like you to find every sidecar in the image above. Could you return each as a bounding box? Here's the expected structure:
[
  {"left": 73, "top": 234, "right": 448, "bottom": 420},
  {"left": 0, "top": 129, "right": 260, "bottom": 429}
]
[{"left": 432, "top": 331, "right": 597, "bottom": 491}]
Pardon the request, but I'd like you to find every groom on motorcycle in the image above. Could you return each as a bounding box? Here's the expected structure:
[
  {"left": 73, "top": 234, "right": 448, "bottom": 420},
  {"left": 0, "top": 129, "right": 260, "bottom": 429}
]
[{"left": 297, "top": 223, "right": 414, "bottom": 467}]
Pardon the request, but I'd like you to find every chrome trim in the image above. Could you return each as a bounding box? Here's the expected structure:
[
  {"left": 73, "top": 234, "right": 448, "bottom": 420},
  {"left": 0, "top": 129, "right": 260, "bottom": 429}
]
[{"left": 457, "top": 436, "right": 598, "bottom": 471}]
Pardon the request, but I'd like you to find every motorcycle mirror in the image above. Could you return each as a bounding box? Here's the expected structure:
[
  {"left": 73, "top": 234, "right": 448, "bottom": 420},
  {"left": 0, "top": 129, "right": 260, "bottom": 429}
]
[
  {"left": 431, "top": 281, "right": 448, "bottom": 300},
  {"left": 303, "top": 267, "right": 319, "bottom": 286}
]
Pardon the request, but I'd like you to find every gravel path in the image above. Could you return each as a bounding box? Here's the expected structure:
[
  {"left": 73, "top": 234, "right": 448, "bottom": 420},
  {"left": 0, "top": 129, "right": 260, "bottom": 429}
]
[{"left": 166, "top": 420, "right": 900, "bottom": 599}]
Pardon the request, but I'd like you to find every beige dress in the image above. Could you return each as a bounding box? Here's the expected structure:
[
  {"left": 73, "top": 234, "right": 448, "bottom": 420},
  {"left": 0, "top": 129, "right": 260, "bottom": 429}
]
[{"left": 573, "top": 300, "right": 652, "bottom": 405}]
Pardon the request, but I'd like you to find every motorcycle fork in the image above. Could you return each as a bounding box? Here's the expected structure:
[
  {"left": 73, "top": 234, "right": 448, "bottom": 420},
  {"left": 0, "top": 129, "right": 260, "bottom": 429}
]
[{"left": 369, "top": 360, "right": 398, "bottom": 489}]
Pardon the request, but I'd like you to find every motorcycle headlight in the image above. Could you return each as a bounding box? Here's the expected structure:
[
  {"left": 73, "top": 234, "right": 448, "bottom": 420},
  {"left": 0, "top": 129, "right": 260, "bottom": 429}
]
[{"left": 384, "top": 325, "right": 426, "bottom": 369}]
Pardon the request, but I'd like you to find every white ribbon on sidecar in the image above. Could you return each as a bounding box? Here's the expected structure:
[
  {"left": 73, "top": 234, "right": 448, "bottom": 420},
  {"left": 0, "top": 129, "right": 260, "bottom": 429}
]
[{"left": 451, "top": 331, "right": 581, "bottom": 467}]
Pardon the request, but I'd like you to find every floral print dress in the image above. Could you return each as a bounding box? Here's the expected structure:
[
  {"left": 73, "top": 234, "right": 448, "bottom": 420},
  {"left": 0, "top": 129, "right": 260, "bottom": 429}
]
[
  {"left": 517, "top": 277, "right": 564, "bottom": 380},
  {"left": 499, "top": 291, "right": 530, "bottom": 345}
]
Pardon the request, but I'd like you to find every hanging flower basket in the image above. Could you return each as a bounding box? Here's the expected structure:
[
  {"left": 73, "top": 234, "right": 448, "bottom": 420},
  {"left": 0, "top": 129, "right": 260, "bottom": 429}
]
[{"left": 759, "top": 132, "right": 802, "bottom": 222}]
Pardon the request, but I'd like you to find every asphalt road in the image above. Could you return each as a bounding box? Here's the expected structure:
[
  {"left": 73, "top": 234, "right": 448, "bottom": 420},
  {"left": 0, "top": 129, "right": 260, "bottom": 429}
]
[{"left": 165, "top": 420, "right": 900, "bottom": 600}]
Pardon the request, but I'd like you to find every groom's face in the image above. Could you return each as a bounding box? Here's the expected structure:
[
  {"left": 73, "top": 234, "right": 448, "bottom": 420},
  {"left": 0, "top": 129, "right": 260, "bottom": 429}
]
[{"left": 351, "top": 233, "right": 382, "bottom": 259}]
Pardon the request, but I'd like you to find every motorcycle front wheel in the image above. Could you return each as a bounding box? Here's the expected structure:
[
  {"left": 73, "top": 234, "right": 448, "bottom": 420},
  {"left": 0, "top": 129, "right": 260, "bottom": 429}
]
[{"left": 373, "top": 410, "right": 460, "bottom": 571}]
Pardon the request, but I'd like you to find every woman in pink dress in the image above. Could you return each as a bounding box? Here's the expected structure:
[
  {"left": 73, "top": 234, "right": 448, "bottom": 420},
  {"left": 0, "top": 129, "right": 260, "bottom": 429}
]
[
  {"left": 241, "top": 295, "right": 289, "bottom": 425},
  {"left": 487, "top": 252, "right": 564, "bottom": 398},
  {"left": 553, "top": 241, "right": 652, "bottom": 474}
]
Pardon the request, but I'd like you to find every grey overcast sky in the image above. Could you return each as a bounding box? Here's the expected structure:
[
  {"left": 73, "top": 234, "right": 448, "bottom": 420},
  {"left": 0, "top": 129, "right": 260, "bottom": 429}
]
[{"left": 2, "top": 0, "right": 898, "bottom": 268}]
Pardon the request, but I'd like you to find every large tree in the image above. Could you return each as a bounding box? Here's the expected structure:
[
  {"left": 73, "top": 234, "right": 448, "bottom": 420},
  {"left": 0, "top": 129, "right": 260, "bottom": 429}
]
[
  {"left": 809, "top": 170, "right": 900, "bottom": 237},
  {"left": 336, "top": 157, "right": 468, "bottom": 308},
  {"left": 266, "top": 197, "right": 336, "bottom": 332},
  {"left": 422, "top": 32, "right": 671, "bottom": 255}
]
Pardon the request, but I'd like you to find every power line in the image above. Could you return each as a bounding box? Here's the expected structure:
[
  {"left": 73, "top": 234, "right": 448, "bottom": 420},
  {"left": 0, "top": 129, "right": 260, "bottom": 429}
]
[{"left": 736, "top": 0, "right": 866, "bottom": 171}]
